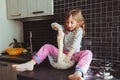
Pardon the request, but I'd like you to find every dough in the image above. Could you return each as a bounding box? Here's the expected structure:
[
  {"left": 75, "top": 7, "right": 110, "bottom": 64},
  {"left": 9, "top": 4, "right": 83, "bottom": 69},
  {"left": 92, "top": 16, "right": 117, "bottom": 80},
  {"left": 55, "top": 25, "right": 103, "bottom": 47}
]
[{"left": 48, "top": 32, "right": 75, "bottom": 69}]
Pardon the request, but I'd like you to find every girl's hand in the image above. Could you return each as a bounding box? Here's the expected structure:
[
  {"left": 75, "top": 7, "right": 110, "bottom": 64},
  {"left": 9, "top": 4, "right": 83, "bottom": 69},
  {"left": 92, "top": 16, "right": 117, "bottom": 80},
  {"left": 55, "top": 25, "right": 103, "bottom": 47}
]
[
  {"left": 63, "top": 48, "right": 75, "bottom": 64},
  {"left": 51, "top": 23, "right": 64, "bottom": 39},
  {"left": 63, "top": 56, "right": 73, "bottom": 64}
]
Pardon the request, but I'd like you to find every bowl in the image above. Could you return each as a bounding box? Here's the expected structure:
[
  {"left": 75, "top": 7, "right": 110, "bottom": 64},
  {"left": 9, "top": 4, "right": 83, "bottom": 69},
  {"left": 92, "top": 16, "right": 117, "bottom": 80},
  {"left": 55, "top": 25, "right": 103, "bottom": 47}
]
[{"left": 6, "top": 48, "right": 24, "bottom": 56}]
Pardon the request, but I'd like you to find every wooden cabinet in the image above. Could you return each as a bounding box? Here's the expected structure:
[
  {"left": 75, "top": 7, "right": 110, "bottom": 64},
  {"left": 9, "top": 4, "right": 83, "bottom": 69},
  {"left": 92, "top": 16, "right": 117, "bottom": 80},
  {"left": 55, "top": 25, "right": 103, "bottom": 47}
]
[
  {"left": 6, "top": 0, "right": 54, "bottom": 19},
  {"left": 0, "top": 61, "right": 19, "bottom": 80}
]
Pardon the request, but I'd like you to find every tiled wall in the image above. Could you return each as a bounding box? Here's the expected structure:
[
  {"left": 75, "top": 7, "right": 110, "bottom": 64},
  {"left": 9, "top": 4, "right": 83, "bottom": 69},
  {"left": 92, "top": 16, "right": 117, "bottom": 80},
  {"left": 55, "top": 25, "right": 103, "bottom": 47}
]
[
  {"left": 23, "top": 20, "right": 57, "bottom": 51},
  {"left": 53, "top": 0, "right": 120, "bottom": 63},
  {"left": 23, "top": 0, "right": 120, "bottom": 63}
]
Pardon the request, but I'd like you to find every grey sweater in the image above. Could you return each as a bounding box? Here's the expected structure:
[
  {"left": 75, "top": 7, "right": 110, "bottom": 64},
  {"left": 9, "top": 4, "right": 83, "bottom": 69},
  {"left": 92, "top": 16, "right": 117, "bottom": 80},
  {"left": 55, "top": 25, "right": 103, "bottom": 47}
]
[{"left": 51, "top": 22, "right": 83, "bottom": 52}]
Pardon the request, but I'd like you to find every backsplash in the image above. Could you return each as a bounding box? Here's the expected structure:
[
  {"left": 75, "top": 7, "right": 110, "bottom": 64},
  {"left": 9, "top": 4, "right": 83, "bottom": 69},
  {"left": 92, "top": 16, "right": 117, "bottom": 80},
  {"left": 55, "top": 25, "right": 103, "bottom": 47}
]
[
  {"left": 23, "top": 0, "right": 120, "bottom": 63},
  {"left": 23, "top": 20, "right": 57, "bottom": 51}
]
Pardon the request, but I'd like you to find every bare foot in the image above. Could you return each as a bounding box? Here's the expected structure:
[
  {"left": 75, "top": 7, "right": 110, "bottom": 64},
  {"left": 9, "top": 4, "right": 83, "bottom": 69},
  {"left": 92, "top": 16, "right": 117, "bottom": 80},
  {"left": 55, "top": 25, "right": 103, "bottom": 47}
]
[
  {"left": 12, "top": 60, "right": 36, "bottom": 71},
  {"left": 68, "top": 71, "right": 84, "bottom": 80}
]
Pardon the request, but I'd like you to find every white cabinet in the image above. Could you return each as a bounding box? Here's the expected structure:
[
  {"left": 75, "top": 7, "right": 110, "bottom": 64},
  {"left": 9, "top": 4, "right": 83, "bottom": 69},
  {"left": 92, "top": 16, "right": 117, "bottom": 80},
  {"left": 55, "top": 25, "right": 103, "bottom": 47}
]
[
  {"left": 6, "top": 0, "right": 54, "bottom": 19},
  {"left": 27, "top": 0, "right": 54, "bottom": 17},
  {"left": 6, "top": 0, "right": 27, "bottom": 19}
]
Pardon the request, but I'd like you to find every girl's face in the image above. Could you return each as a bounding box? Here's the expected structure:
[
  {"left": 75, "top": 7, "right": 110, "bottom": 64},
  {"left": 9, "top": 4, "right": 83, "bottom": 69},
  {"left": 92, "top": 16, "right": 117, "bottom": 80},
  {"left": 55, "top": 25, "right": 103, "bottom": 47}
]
[{"left": 65, "top": 16, "right": 79, "bottom": 31}]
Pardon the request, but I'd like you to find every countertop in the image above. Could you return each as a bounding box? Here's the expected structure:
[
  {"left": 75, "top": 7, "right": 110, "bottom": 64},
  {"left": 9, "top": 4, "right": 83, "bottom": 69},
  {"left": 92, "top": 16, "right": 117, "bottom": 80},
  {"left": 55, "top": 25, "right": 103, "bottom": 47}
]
[
  {"left": 0, "top": 52, "right": 75, "bottom": 80},
  {"left": 17, "top": 59, "right": 75, "bottom": 80},
  {"left": 17, "top": 59, "right": 120, "bottom": 80},
  {"left": 0, "top": 53, "right": 120, "bottom": 80},
  {"left": 0, "top": 52, "right": 32, "bottom": 63}
]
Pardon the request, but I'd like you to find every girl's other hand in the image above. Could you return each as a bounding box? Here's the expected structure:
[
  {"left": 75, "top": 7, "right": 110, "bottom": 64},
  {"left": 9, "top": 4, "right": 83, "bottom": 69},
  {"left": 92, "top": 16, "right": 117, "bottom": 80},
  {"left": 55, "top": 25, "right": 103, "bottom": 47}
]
[{"left": 63, "top": 56, "right": 73, "bottom": 64}]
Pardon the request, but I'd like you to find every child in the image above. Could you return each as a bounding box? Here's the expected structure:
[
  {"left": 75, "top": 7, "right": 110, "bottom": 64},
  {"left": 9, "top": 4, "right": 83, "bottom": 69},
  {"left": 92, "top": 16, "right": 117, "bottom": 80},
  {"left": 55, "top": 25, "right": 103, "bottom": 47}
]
[{"left": 12, "top": 8, "right": 92, "bottom": 80}]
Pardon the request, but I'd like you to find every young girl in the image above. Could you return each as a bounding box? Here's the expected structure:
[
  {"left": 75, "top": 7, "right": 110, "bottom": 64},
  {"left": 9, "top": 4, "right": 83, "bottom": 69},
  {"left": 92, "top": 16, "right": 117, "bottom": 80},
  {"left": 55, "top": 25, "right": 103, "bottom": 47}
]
[{"left": 12, "top": 8, "right": 92, "bottom": 80}]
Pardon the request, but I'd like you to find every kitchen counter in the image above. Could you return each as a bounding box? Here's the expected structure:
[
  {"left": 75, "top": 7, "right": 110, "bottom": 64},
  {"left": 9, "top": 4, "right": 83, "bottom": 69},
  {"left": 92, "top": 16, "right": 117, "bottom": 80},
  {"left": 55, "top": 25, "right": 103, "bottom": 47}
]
[
  {"left": 17, "top": 59, "right": 75, "bottom": 80},
  {"left": 0, "top": 52, "right": 32, "bottom": 63},
  {"left": 0, "top": 53, "right": 75, "bottom": 80},
  {"left": 17, "top": 59, "right": 120, "bottom": 80},
  {"left": 0, "top": 53, "right": 120, "bottom": 80}
]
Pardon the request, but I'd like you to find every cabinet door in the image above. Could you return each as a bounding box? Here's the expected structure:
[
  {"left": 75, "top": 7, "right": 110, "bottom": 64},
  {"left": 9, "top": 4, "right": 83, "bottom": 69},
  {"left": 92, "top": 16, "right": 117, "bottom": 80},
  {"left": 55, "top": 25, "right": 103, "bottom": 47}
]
[
  {"left": 6, "top": 0, "right": 27, "bottom": 19},
  {"left": 27, "top": 0, "right": 53, "bottom": 17},
  {"left": 0, "top": 61, "right": 19, "bottom": 80}
]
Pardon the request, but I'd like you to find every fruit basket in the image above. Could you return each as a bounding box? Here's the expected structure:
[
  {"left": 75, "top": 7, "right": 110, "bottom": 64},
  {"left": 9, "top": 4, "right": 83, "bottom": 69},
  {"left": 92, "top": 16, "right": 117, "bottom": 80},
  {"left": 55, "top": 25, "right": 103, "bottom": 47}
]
[{"left": 6, "top": 48, "right": 24, "bottom": 56}]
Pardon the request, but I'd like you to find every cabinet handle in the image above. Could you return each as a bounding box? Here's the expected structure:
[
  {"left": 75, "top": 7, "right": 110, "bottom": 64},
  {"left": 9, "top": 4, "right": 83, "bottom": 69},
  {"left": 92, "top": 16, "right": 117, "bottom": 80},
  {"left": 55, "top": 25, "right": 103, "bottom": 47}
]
[
  {"left": 32, "top": 11, "right": 44, "bottom": 14},
  {"left": 0, "top": 62, "right": 8, "bottom": 66},
  {"left": 11, "top": 14, "right": 21, "bottom": 17}
]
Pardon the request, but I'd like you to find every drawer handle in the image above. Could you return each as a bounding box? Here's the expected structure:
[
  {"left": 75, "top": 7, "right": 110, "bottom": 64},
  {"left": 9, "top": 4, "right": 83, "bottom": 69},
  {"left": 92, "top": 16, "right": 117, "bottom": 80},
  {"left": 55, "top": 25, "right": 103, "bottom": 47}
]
[
  {"left": 11, "top": 14, "right": 21, "bottom": 17},
  {"left": 0, "top": 63, "right": 8, "bottom": 66},
  {"left": 32, "top": 11, "right": 44, "bottom": 14}
]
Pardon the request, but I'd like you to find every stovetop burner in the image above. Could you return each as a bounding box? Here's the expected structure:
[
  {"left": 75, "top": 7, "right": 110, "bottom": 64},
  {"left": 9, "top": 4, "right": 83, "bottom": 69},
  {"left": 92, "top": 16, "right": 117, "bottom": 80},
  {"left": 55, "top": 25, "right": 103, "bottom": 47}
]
[{"left": 86, "top": 59, "right": 120, "bottom": 80}]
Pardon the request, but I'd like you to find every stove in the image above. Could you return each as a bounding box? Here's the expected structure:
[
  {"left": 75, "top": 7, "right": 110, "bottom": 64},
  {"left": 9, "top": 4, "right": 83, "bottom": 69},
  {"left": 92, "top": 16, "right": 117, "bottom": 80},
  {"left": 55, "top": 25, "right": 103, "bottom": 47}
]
[{"left": 85, "top": 59, "right": 120, "bottom": 80}]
